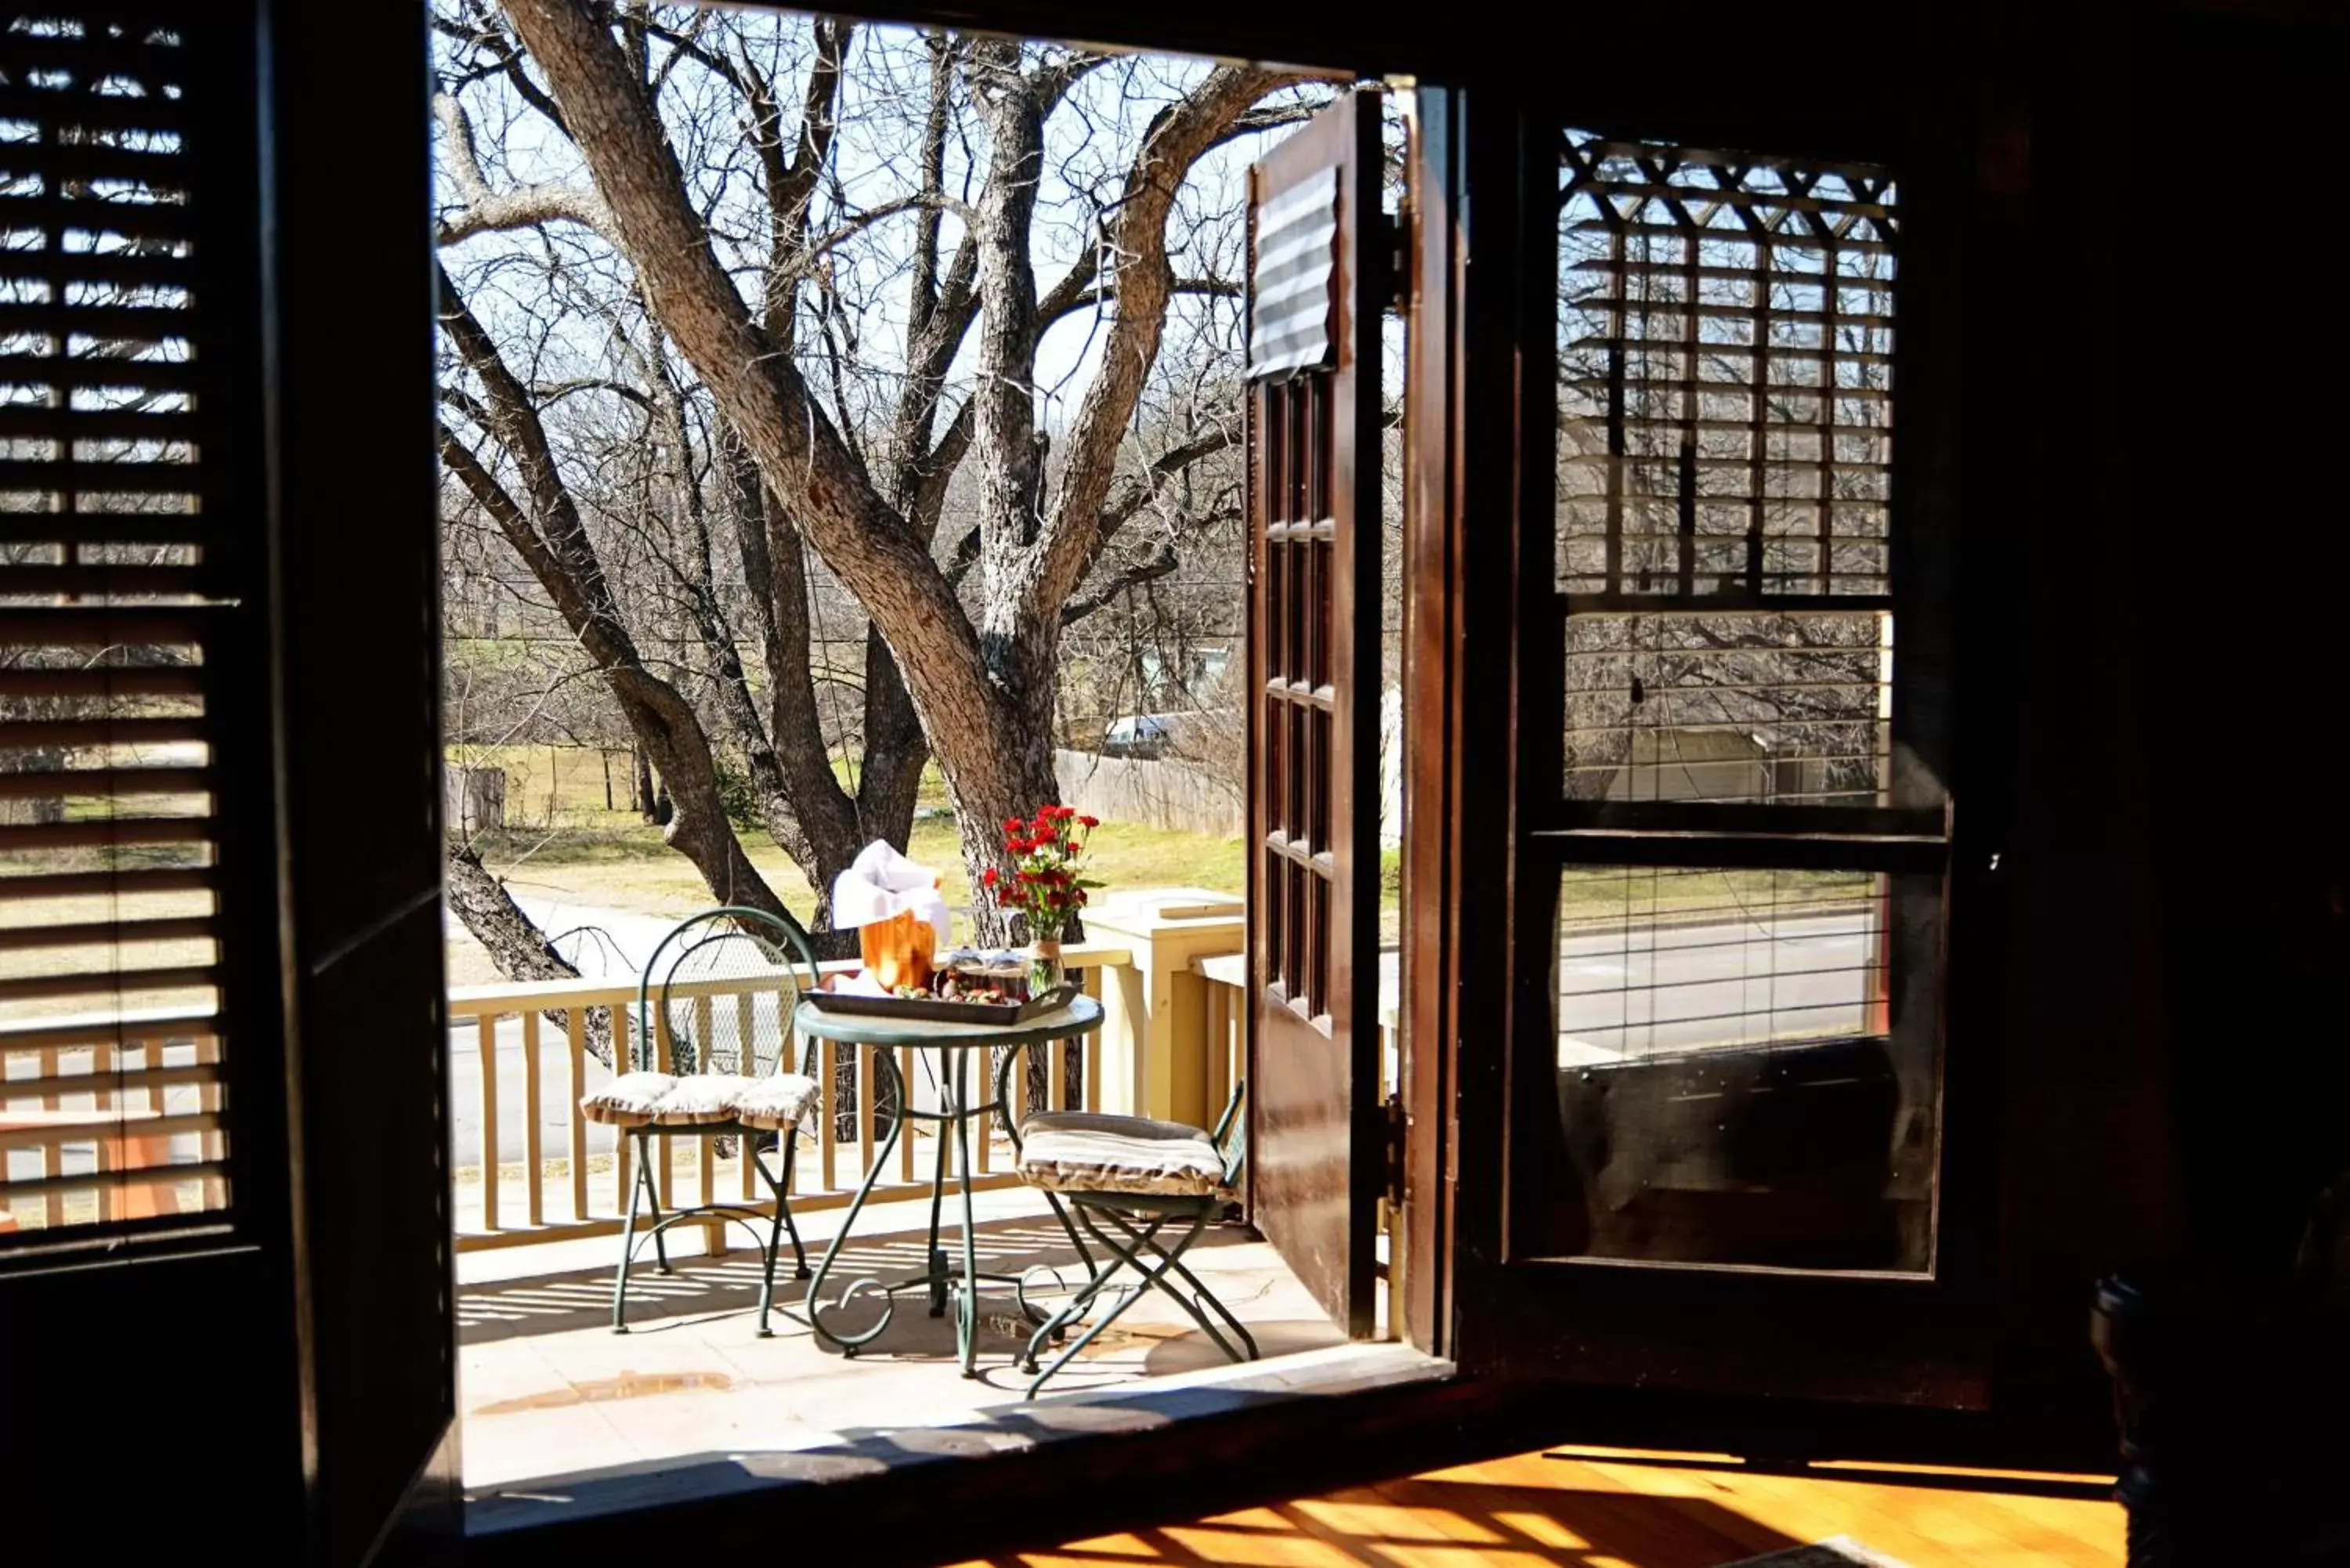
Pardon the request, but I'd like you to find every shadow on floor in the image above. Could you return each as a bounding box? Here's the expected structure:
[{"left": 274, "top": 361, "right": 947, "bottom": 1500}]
[
  {"left": 1543, "top": 1447, "right": 2118, "bottom": 1502},
  {"left": 457, "top": 1211, "right": 1261, "bottom": 1348},
  {"left": 967, "top": 1474, "right": 1822, "bottom": 1566},
  {"left": 463, "top": 1343, "right": 1447, "bottom": 1534}
]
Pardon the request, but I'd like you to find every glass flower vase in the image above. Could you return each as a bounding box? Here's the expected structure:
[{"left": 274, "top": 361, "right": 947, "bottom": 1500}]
[{"left": 1026, "top": 937, "right": 1065, "bottom": 999}]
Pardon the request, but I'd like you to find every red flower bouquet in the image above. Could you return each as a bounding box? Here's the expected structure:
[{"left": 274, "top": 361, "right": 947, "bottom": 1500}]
[{"left": 985, "top": 806, "right": 1101, "bottom": 979}]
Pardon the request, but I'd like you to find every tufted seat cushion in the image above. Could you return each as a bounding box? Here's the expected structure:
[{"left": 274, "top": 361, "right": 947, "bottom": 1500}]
[
  {"left": 647, "top": 1073, "right": 757, "bottom": 1125},
  {"left": 580, "top": 1071, "right": 819, "bottom": 1130},
  {"left": 731, "top": 1072, "right": 820, "bottom": 1132},
  {"left": 580, "top": 1071, "right": 678, "bottom": 1128},
  {"left": 1016, "top": 1110, "right": 1229, "bottom": 1199}
]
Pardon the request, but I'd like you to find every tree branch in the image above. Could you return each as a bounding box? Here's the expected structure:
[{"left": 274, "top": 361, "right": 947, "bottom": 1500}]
[
  {"left": 438, "top": 258, "right": 791, "bottom": 923},
  {"left": 1039, "top": 275, "right": 1241, "bottom": 334},
  {"left": 1061, "top": 540, "right": 1180, "bottom": 627},
  {"left": 444, "top": 843, "right": 615, "bottom": 1065},
  {"left": 434, "top": 90, "right": 613, "bottom": 244},
  {"left": 967, "top": 37, "right": 1047, "bottom": 585},
  {"left": 1095, "top": 425, "right": 1236, "bottom": 542},
  {"left": 1208, "top": 99, "right": 1325, "bottom": 150},
  {"left": 502, "top": 0, "right": 1000, "bottom": 764},
  {"left": 434, "top": 7, "right": 571, "bottom": 137},
  {"left": 1029, "top": 66, "right": 1309, "bottom": 623}
]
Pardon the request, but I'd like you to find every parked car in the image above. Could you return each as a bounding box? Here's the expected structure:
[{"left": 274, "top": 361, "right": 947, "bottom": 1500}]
[{"left": 1101, "top": 714, "right": 1176, "bottom": 759}]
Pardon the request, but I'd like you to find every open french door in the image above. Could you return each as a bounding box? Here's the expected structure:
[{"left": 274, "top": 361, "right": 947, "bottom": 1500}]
[
  {"left": 1242, "top": 91, "right": 1385, "bottom": 1339},
  {"left": 1408, "top": 88, "right": 2008, "bottom": 1418}
]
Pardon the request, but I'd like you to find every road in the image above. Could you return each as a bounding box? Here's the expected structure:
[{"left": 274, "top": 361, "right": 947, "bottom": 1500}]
[
  {"left": 1555, "top": 909, "right": 1878, "bottom": 1062},
  {"left": 444, "top": 898, "right": 1880, "bottom": 1166},
  {"left": 443, "top": 891, "right": 663, "bottom": 1170}
]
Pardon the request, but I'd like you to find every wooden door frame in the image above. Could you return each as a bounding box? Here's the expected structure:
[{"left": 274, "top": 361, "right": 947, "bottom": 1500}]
[
  {"left": 1382, "top": 85, "right": 1513, "bottom": 1363},
  {"left": 1395, "top": 88, "right": 1549, "bottom": 1364},
  {"left": 267, "top": 1, "right": 465, "bottom": 1557}
]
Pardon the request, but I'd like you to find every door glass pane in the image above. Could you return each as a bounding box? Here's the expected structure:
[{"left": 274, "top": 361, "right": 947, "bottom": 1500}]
[
  {"left": 1543, "top": 864, "right": 1936, "bottom": 1274},
  {"left": 1565, "top": 609, "right": 1893, "bottom": 805}
]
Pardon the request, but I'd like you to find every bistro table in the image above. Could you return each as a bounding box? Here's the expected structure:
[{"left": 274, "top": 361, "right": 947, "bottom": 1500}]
[{"left": 795, "top": 992, "right": 1104, "bottom": 1376}]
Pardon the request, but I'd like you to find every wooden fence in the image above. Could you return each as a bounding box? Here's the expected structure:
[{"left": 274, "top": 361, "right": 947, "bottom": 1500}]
[{"left": 1053, "top": 748, "right": 1242, "bottom": 838}]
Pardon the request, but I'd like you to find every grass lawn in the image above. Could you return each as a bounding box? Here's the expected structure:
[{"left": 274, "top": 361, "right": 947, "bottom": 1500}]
[
  {"left": 449, "top": 742, "right": 953, "bottom": 827},
  {"left": 452, "top": 745, "right": 1240, "bottom": 903},
  {"left": 1556, "top": 866, "right": 1878, "bottom": 927},
  {"left": 0, "top": 883, "right": 217, "bottom": 1020},
  {"left": 467, "top": 815, "right": 1244, "bottom": 924},
  {"left": 448, "top": 743, "right": 1253, "bottom": 983},
  {"left": 475, "top": 815, "right": 1240, "bottom": 910}
]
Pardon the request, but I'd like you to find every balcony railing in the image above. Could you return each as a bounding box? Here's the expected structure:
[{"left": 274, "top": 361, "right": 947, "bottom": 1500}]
[
  {"left": 446, "top": 945, "right": 1127, "bottom": 1252},
  {"left": 0, "top": 1010, "right": 226, "bottom": 1235},
  {"left": 446, "top": 891, "right": 1253, "bottom": 1256}
]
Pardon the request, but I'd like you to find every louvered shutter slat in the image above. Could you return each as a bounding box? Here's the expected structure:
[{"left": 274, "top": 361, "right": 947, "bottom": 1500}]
[
  {"left": 0, "top": 354, "right": 201, "bottom": 393},
  {"left": 0, "top": 913, "right": 212, "bottom": 951}
]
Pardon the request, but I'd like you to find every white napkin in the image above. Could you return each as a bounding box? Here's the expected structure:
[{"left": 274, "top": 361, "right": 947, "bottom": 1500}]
[{"left": 830, "top": 839, "right": 953, "bottom": 948}]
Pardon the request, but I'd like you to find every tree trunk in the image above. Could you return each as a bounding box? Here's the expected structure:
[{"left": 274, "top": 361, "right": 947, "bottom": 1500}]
[
  {"left": 932, "top": 685, "right": 1065, "bottom": 945},
  {"left": 439, "top": 272, "right": 792, "bottom": 928},
  {"left": 444, "top": 844, "right": 615, "bottom": 1066},
  {"left": 718, "top": 428, "right": 863, "bottom": 911},
  {"left": 855, "top": 621, "right": 927, "bottom": 850},
  {"left": 634, "top": 746, "right": 656, "bottom": 821}
]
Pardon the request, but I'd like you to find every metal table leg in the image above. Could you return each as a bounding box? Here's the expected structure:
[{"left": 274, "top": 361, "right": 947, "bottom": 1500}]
[{"left": 804, "top": 1046, "right": 911, "bottom": 1353}]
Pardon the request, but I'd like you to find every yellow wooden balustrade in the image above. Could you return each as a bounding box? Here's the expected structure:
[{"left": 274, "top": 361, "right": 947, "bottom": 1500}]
[{"left": 442, "top": 942, "right": 1141, "bottom": 1254}]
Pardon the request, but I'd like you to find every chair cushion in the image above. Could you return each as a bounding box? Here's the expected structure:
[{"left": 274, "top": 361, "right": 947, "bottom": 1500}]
[
  {"left": 732, "top": 1072, "right": 820, "bottom": 1132},
  {"left": 644, "top": 1073, "right": 757, "bottom": 1125},
  {"left": 580, "top": 1071, "right": 678, "bottom": 1128},
  {"left": 1017, "top": 1110, "right": 1229, "bottom": 1199},
  {"left": 580, "top": 1071, "right": 819, "bottom": 1130}
]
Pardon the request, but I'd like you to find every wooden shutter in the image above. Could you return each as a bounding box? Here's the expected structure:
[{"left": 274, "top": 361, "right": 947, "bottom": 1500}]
[{"left": 2, "top": 11, "right": 237, "bottom": 1250}]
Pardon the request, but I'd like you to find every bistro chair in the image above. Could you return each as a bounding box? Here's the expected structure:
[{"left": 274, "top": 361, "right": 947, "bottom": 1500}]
[
  {"left": 578, "top": 906, "right": 822, "bottom": 1336},
  {"left": 1006, "top": 1083, "right": 1256, "bottom": 1396}
]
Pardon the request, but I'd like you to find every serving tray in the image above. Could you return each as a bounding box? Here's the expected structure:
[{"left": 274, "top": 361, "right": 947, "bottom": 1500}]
[{"left": 804, "top": 979, "right": 1080, "bottom": 1027}]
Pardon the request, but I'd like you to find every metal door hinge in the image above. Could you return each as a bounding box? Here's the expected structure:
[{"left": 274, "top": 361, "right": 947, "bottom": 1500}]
[{"left": 1382, "top": 1091, "right": 1408, "bottom": 1209}]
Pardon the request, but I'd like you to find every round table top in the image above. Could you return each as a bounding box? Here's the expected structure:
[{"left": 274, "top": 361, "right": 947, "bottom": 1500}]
[{"left": 792, "top": 992, "right": 1103, "bottom": 1049}]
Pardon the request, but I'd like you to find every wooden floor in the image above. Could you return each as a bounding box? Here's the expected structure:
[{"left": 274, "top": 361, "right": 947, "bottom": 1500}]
[{"left": 946, "top": 1445, "right": 2124, "bottom": 1568}]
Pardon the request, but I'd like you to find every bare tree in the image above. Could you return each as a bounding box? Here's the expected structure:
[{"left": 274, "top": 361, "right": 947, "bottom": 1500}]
[{"left": 446, "top": 2, "right": 1315, "bottom": 937}]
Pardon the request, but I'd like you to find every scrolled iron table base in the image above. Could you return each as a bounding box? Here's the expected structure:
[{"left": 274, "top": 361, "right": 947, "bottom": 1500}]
[{"left": 795, "top": 995, "right": 1104, "bottom": 1377}]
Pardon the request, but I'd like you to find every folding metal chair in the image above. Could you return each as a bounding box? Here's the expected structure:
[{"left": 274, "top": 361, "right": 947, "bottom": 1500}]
[
  {"left": 578, "top": 906, "right": 822, "bottom": 1336},
  {"left": 1007, "top": 1084, "right": 1256, "bottom": 1396}
]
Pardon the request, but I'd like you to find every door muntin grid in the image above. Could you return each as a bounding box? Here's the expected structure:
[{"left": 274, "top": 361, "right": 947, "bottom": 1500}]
[
  {"left": 1557, "top": 131, "right": 1897, "bottom": 608},
  {"left": 1259, "top": 370, "right": 1335, "bottom": 1023}
]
